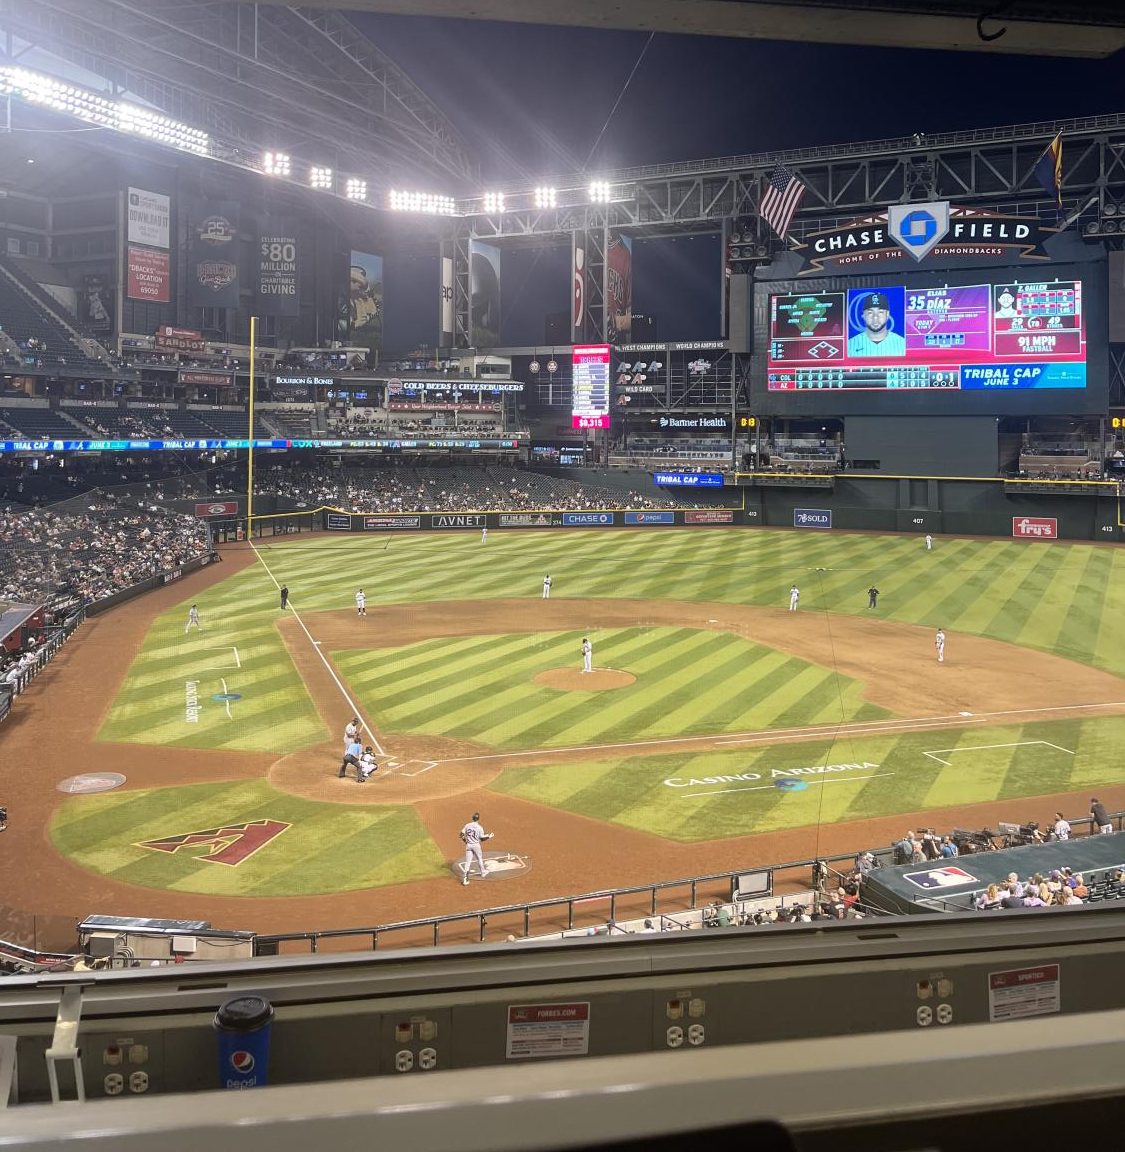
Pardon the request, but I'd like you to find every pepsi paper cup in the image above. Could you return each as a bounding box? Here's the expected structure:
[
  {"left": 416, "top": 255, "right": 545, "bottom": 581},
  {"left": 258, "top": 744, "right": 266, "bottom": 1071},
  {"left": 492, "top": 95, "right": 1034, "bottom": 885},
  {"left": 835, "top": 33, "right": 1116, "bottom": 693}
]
[{"left": 213, "top": 994, "right": 274, "bottom": 1089}]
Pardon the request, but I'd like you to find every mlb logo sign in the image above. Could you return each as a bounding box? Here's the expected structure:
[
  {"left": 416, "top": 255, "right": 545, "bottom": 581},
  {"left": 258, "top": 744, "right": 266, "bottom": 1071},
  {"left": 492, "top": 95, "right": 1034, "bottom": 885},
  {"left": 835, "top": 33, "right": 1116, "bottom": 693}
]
[
  {"left": 1012, "top": 516, "right": 1058, "bottom": 540},
  {"left": 904, "top": 865, "right": 978, "bottom": 890}
]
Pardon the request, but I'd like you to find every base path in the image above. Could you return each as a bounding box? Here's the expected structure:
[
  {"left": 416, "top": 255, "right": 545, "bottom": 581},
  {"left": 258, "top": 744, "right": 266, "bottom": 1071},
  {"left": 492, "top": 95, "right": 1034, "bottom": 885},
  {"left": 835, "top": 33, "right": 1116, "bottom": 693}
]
[{"left": 6, "top": 561, "right": 1125, "bottom": 943}]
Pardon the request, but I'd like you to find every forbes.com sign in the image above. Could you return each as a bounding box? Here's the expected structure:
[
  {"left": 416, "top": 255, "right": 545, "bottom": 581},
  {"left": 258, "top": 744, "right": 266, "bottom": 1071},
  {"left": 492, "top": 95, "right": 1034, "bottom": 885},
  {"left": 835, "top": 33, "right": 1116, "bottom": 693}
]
[{"left": 563, "top": 512, "right": 613, "bottom": 526}]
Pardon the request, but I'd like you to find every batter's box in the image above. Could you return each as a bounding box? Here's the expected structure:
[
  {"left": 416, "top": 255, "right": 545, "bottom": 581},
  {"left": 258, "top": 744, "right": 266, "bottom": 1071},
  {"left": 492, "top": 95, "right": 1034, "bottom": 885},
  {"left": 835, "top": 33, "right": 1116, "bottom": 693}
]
[
  {"left": 380, "top": 758, "right": 438, "bottom": 778},
  {"left": 448, "top": 850, "right": 531, "bottom": 882},
  {"left": 922, "top": 740, "right": 1074, "bottom": 767}
]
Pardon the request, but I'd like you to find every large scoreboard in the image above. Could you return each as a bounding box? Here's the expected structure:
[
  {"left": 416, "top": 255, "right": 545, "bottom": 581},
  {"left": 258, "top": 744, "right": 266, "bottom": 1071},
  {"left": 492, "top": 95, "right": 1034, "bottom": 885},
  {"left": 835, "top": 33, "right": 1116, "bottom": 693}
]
[{"left": 754, "top": 263, "right": 1106, "bottom": 415}]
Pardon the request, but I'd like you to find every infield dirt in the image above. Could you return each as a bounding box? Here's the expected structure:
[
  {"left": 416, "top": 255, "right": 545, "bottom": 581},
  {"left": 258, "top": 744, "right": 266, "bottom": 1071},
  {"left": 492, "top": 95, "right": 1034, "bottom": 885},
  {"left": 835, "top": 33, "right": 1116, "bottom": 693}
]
[{"left": 5, "top": 541, "right": 1125, "bottom": 949}]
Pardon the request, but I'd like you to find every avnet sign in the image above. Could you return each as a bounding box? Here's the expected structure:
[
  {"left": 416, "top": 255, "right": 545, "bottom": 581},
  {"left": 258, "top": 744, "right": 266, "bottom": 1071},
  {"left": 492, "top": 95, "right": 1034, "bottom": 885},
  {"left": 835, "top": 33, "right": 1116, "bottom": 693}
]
[{"left": 1012, "top": 516, "right": 1058, "bottom": 540}]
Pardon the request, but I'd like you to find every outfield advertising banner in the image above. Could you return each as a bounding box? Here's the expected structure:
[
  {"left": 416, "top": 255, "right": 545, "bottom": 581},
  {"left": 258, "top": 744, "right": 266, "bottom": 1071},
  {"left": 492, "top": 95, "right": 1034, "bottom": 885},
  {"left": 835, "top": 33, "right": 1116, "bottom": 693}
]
[
  {"left": 363, "top": 515, "right": 421, "bottom": 531},
  {"left": 654, "top": 472, "right": 724, "bottom": 487},
  {"left": 685, "top": 510, "right": 735, "bottom": 524},
  {"left": 433, "top": 514, "right": 486, "bottom": 529},
  {"left": 79, "top": 272, "right": 115, "bottom": 329},
  {"left": 563, "top": 512, "right": 614, "bottom": 526},
  {"left": 188, "top": 202, "right": 240, "bottom": 308},
  {"left": 499, "top": 513, "right": 560, "bottom": 528},
  {"left": 194, "top": 501, "right": 238, "bottom": 517},
  {"left": 625, "top": 511, "right": 675, "bottom": 525},
  {"left": 257, "top": 220, "right": 299, "bottom": 316},
  {"left": 794, "top": 508, "right": 832, "bottom": 528},
  {"left": 1012, "top": 516, "right": 1058, "bottom": 539},
  {"left": 326, "top": 513, "right": 351, "bottom": 530}
]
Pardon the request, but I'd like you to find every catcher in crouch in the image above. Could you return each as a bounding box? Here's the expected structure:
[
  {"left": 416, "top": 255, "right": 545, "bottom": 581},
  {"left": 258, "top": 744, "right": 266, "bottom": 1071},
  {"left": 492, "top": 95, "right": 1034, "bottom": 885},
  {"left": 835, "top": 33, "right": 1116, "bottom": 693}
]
[{"left": 459, "top": 811, "right": 494, "bottom": 885}]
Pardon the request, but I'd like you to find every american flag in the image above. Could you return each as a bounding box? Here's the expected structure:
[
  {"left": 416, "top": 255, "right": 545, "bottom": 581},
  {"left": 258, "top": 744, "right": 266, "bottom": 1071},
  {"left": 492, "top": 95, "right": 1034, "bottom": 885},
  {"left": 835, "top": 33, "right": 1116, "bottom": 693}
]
[{"left": 759, "top": 165, "right": 806, "bottom": 240}]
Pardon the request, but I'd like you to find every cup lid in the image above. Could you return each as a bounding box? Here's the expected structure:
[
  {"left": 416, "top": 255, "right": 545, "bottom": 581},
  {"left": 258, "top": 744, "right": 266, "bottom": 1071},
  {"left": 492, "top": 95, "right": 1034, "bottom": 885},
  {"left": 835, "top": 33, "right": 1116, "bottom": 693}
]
[{"left": 214, "top": 995, "right": 273, "bottom": 1030}]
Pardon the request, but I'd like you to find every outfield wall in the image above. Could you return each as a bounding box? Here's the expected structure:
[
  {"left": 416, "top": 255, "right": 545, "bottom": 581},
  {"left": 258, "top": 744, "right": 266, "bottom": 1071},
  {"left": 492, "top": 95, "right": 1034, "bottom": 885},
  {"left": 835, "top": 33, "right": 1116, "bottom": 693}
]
[{"left": 308, "top": 478, "right": 1124, "bottom": 542}]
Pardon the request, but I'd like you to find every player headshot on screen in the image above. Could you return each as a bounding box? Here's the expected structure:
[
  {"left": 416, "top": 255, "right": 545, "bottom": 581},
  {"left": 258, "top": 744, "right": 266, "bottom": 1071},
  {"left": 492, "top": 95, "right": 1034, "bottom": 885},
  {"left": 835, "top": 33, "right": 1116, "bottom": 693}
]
[
  {"left": 848, "top": 291, "right": 906, "bottom": 357},
  {"left": 995, "top": 286, "right": 1019, "bottom": 318}
]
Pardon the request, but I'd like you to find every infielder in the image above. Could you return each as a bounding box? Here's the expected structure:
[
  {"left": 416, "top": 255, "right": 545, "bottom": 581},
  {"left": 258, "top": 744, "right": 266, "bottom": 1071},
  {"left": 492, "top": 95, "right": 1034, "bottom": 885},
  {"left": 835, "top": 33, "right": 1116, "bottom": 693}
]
[
  {"left": 581, "top": 636, "right": 592, "bottom": 673},
  {"left": 542, "top": 573, "right": 552, "bottom": 599},
  {"left": 789, "top": 584, "right": 800, "bottom": 612},
  {"left": 460, "top": 811, "right": 494, "bottom": 884},
  {"left": 935, "top": 627, "right": 945, "bottom": 663},
  {"left": 184, "top": 604, "right": 202, "bottom": 632},
  {"left": 280, "top": 585, "right": 289, "bottom": 610},
  {"left": 355, "top": 588, "right": 366, "bottom": 616}
]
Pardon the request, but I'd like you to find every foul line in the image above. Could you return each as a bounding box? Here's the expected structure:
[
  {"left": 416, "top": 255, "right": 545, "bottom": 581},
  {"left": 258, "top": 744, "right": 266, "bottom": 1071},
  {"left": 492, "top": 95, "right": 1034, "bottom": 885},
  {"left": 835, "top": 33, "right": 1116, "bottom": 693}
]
[
  {"left": 922, "top": 739, "right": 1075, "bottom": 767},
  {"left": 220, "top": 677, "right": 233, "bottom": 721},
  {"left": 248, "top": 541, "right": 385, "bottom": 757}
]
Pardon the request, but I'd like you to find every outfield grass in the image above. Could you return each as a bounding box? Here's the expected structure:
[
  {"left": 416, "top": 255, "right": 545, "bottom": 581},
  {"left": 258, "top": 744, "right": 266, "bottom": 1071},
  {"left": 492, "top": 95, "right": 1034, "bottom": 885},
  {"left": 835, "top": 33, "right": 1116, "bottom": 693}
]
[{"left": 83, "top": 528, "right": 1125, "bottom": 868}]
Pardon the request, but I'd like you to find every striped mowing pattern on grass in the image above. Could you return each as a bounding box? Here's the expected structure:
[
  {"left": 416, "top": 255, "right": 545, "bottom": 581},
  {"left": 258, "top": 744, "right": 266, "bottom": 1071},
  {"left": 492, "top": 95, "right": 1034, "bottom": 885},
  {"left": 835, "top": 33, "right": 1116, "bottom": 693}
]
[
  {"left": 332, "top": 628, "right": 889, "bottom": 751},
  {"left": 49, "top": 779, "right": 446, "bottom": 896},
  {"left": 488, "top": 716, "right": 1125, "bottom": 842},
  {"left": 102, "top": 529, "right": 1125, "bottom": 759}
]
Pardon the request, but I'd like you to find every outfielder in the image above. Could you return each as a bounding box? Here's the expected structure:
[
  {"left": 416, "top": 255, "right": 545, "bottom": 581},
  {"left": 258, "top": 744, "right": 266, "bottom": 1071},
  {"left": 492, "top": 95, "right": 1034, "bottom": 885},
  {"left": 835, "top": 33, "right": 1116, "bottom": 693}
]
[
  {"left": 481, "top": 527, "right": 488, "bottom": 544},
  {"left": 935, "top": 627, "right": 945, "bottom": 663},
  {"left": 355, "top": 588, "right": 366, "bottom": 616},
  {"left": 542, "top": 573, "right": 552, "bottom": 599},
  {"left": 460, "top": 811, "right": 494, "bottom": 884},
  {"left": 581, "top": 636, "right": 592, "bottom": 673},
  {"left": 925, "top": 534, "right": 933, "bottom": 551},
  {"left": 789, "top": 584, "right": 800, "bottom": 612},
  {"left": 184, "top": 604, "right": 202, "bottom": 632},
  {"left": 867, "top": 586, "right": 880, "bottom": 609}
]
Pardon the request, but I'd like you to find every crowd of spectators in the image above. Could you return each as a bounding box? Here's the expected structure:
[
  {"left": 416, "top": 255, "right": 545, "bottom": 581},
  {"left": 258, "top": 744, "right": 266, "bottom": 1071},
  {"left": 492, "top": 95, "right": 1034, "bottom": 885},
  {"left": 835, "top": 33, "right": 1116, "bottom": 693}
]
[
  {"left": 972, "top": 867, "right": 1112, "bottom": 910},
  {"left": 0, "top": 500, "right": 210, "bottom": 608}
]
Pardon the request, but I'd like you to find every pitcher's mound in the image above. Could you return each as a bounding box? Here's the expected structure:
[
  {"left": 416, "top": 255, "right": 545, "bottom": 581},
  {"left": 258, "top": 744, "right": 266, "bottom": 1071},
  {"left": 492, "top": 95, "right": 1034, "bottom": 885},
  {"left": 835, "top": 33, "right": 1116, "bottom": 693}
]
[{"left": 535, "top": 668, "right": 635, "bottom": 691}]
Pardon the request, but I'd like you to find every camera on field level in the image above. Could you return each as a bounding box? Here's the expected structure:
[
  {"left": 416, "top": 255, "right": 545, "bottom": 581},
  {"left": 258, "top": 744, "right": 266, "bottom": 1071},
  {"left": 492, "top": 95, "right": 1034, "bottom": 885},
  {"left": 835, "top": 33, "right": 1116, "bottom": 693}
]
[{"left": 951, "top": 827, "right": 998, "bottom": 854}]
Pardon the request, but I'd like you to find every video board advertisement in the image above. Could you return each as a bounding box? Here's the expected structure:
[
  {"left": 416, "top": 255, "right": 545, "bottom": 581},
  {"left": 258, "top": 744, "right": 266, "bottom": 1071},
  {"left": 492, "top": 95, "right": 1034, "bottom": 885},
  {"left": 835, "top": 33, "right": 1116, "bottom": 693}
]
[
  {"left": 572, "top": 344, "right": 611, "bottom": 429},
  {"left": 754, "top": 262, "right": 1106, "bottom": 416}
]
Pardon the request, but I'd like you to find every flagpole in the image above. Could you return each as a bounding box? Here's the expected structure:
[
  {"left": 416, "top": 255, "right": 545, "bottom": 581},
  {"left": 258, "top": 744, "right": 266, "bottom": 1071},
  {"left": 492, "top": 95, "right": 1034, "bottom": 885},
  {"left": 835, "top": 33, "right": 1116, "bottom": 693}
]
[{"left": 247, "top": 315, "right": 257, "bottom": 542}]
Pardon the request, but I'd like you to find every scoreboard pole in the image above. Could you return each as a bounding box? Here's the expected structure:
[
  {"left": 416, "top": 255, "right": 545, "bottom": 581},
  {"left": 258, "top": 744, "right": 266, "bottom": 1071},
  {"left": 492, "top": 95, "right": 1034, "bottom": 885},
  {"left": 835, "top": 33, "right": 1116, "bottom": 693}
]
[{"left": 247, "top": 315, "right": 257, "bottom": 541}]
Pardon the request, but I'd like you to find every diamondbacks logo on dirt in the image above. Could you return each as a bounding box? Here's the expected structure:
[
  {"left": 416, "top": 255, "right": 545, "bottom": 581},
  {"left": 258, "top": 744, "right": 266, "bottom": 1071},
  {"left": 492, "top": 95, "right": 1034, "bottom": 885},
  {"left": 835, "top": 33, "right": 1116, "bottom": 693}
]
[{"left": 139, "top": 818, "right": 290, "bottom": 866}]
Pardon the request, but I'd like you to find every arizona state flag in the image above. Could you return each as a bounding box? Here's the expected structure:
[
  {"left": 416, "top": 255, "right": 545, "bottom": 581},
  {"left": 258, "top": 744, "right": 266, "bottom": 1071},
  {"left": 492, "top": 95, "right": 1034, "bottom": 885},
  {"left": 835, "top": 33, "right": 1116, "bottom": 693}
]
[{"left": 1033, "top": 132, "right": 1063, "bottom": 214}]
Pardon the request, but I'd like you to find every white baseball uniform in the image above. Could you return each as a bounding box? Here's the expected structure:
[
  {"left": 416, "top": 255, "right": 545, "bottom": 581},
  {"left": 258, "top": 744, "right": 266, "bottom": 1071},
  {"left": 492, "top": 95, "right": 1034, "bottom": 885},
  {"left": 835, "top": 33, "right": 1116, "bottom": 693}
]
[
  {"left": 344, "top": 720, "right": 359, "bottom": 749},
  {"left": 935, "top": 629, "right": 945, "bottom": 663},
  {"left": 355, "top": 590, "right": 366, "bottom": 615},
  {"left": 184, "top": 606, "right": 201, "bottom": 632},
  {"left": 582, "top": 638, "right": 592, "bottom": 673},
  {"left": 542, "top": 575, "right": 552, "bottom": 599},
  {"left": 481, "top": 527, "right": 488, "bottom": 543},
  {"left": 460, "top": 819, "right": 491, "bottom": 882},
  {"left": 925, "top": 534, "right": 933, "bottom": 551},
  {"left": 789, "top": 585, "right": 799, "bottom": 612}
]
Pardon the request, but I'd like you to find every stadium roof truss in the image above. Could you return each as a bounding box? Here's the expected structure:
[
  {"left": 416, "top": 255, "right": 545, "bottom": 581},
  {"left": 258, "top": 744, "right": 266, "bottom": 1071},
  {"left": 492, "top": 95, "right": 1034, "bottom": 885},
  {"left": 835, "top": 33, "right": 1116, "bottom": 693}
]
[
  {"left": 0, "top": 0, "right": 480, "bottom": 197},
  {"left": 461, "top": 113, "right": 1125, "bottom": 242}
]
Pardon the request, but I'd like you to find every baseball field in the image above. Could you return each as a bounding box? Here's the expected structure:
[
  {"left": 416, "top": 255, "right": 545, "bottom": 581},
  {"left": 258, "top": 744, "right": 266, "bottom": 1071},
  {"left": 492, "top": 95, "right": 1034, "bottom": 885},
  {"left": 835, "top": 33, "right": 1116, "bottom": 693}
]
[{"left": 8, "top": 524, "right": 1125, "bottom": 940}]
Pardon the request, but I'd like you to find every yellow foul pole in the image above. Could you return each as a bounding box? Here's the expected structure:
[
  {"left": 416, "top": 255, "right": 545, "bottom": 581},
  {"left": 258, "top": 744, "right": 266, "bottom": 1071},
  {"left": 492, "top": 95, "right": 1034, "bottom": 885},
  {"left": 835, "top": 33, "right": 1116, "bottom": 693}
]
[{"left": 247, "top": 315, "right": 257, "bottom": 540}]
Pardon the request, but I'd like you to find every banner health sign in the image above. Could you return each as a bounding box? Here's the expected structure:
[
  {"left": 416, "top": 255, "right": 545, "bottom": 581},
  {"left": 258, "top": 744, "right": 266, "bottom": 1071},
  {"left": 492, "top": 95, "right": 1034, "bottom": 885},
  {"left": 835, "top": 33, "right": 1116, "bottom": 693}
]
[{"left": 794, "top": 508, "right": 832, "bottom": 528}]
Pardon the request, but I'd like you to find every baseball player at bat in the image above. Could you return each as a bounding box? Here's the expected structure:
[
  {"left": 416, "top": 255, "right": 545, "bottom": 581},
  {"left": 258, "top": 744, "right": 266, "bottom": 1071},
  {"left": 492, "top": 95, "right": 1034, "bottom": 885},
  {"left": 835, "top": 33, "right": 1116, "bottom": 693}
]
[{"left": 460, "top": 811, "right": 494, "bottom": 885}]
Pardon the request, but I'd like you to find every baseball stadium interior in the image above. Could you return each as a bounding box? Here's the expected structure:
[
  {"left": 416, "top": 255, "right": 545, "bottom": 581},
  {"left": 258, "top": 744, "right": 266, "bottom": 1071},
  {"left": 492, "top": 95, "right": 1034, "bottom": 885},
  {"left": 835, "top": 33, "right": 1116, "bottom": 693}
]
[{"left": 3, "top": 1, "right": 1125, "bottom": 1148}]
